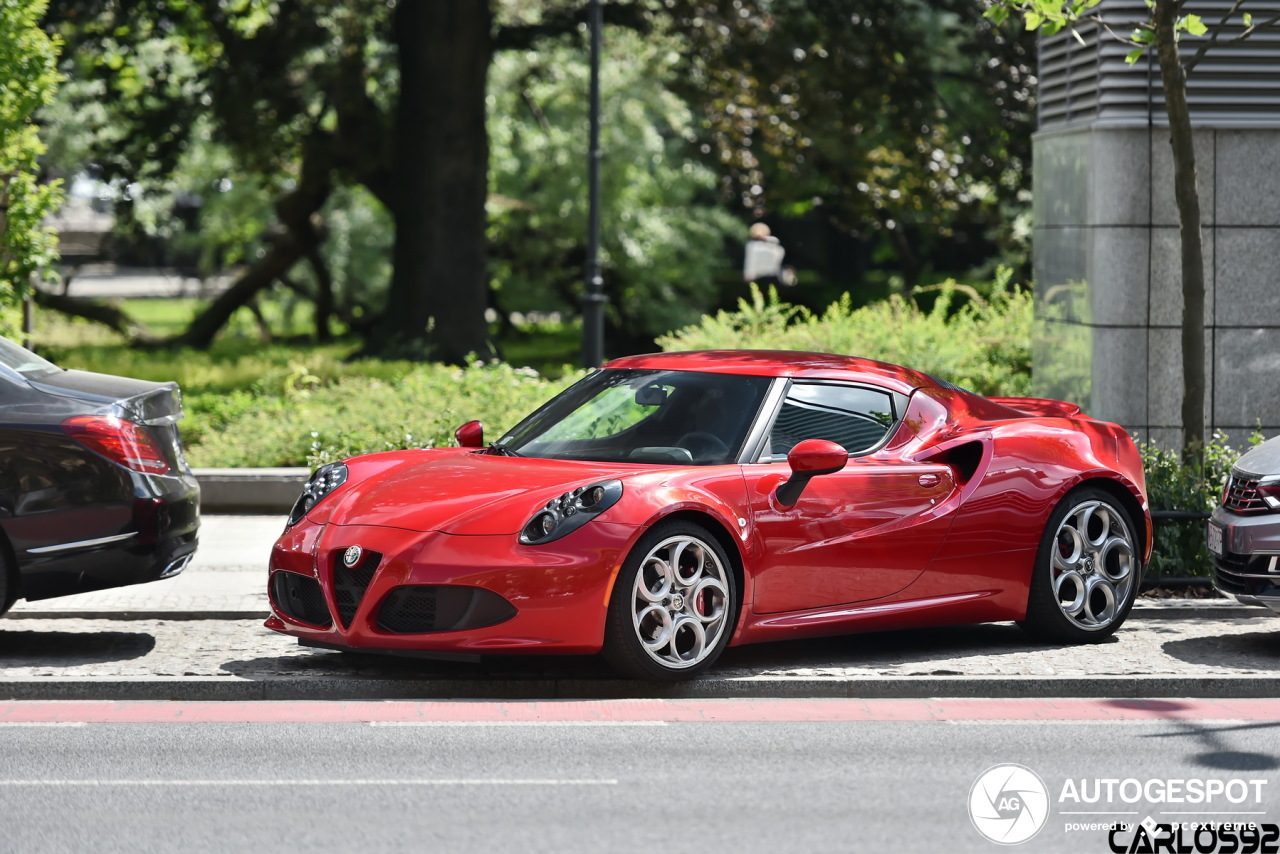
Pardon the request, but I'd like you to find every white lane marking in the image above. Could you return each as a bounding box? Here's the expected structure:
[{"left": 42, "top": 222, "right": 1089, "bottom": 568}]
[
  {"left": 0, "top": 779, "right": 617, "bottom": 786},
  {"left": 946, "top": 719, "right": 1254, "bottom": 725},
  {"left": 368, "top": 721, "right": 669, "bottom": 727}
]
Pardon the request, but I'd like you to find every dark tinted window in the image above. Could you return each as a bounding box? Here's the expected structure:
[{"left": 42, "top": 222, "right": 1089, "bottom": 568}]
[{"left": 767, "top": 382, "right": 897, "bottom": 457}]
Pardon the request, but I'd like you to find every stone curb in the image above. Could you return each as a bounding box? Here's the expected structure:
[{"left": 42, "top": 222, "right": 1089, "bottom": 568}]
[
  {"left": 4, "top": 674, "right": 1280, "bottom": 702},
  {"left": 194, "top": 468, "right": 308, "bottom": 513}
]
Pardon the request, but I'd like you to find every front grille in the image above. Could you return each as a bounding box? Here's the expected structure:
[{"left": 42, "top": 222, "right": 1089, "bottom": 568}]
[
  {"left": 332, "top": 550, "right": 381, "bottom": 629},
  {"left": 1224, "top": 474, "right": 1268, "bottom": 513},
  {"left": 1214, "top": 552, "right": 1280, "bottom": 598},
  {"left": 377, "top": 585, "right": 516, "bottom": 634},
  {"left": 271, "top": 571, "right": 333, "bottom": 627}
]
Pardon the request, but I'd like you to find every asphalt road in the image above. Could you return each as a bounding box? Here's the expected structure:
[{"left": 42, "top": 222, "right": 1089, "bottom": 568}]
[{"left": 3, "top": 701, "right": 1279, "bottom": 854}]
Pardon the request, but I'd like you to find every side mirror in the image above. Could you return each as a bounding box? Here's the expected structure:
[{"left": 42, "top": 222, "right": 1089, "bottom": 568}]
[
  {"left": 454, "top": 420, "right": 484, "bottom": 448},
  {"left": 776, "top": 439, "right": 848, "bottom": 507}
]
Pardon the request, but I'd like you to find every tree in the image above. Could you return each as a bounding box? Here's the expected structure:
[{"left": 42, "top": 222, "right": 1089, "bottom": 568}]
[
  {"left": 987, "top": 0, "right": 1280, "bottom": 460},
  {"left": 0, "top": 0, "right": 62, "bottom": 338},
  {"left": 487, "top": 25, "right": 742, "bottom": 349},
  {"left": 46, "top": 0, "right": 1035, "bottom": 360},
  {"left": 668, "top": 0, "right": 1036, "bottom": 289}
]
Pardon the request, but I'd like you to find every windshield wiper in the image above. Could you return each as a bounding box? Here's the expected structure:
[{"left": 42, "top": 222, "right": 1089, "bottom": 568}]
[{"left": 487, "top": 442, "right": 524, "bottom": 457}]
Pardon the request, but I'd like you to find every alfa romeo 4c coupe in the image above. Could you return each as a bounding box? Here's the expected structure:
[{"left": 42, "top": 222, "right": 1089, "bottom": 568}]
[
  {"left": 267, "top": 350, "right": 1151, "bottom": 680},
  {"left": 0, "top": 336, "right": 199, "bottom": 616}
]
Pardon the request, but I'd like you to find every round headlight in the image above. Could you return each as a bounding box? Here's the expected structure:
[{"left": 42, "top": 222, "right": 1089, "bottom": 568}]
[
  {"left": 584, "top": 486, "right": 606, "bottom": 506},
  {"left": 538, "top": 513, "right": 556, "bottom": 536}
]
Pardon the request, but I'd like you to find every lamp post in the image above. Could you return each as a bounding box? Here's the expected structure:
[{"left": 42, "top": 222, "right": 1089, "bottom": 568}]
[{"left": 580, "top": 0, "right": 607, "bottom": 368}]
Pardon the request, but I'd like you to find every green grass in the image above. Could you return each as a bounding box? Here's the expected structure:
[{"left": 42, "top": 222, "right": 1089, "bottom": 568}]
[{"left": 497, "top": 318, "right": 583, "bottom": 379}]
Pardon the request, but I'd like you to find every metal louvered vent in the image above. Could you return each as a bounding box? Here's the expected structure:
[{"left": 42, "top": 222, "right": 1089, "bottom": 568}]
[{"left": 1038, "top": 1, "right": 1280, "bottom": 129}]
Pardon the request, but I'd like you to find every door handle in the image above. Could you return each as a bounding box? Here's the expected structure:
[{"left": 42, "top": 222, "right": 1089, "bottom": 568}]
[{"left": 918, "top": 473, "right": 941, "bottom": 488}]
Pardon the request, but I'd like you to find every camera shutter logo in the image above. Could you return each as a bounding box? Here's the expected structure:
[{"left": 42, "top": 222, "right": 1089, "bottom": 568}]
[{"left": 968, "top": 764, "right": 1050, "bottom": 845}]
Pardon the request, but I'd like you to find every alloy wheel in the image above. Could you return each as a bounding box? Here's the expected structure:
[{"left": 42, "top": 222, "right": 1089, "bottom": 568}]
[
  {"left": 1049, "top": 499, "right": 1136, "bottom": 631},
  {"left": 630, "top": 534, "right": 730, "bottom": 670}
]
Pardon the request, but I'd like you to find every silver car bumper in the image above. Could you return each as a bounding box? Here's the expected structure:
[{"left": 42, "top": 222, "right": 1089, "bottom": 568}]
[{"left": 1208, "top": 506, "right": 1280, "bottom": 614}]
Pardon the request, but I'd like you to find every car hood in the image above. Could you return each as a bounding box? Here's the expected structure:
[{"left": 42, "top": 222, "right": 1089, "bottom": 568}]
[
  {"left": 327, "top": 450, "right": 645, "bottom": 535},
  {"left": 1232, "top": 435, "right": 1280, "bottom": 478}
]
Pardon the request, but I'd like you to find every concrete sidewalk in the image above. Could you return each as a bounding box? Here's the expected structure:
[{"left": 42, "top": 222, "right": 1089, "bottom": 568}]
[
  {"left": 2, "top": 514, "right": 1279, "bottom": 701},
  {"left": 9, "top": 515, "right": 280, "bottom": 620}
]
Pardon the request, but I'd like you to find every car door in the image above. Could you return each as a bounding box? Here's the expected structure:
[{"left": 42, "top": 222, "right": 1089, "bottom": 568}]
[{"left": 745, "top": 381, "right": 959, "bottom": 614}]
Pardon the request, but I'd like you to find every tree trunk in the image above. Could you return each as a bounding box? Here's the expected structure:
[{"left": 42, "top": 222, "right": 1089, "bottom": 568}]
[
  {"left": 376, "top": 0, "right": 493, "bottom": 364},
  {"left": 162, "top": 139, "right": 333, "bottom": 350},
  {"left": 303, "top": 224, "right": 334, "bottom": 343},
  {"left": 1154, "top": 0, "right": 1207, "bottom": 462},
  {"left": 158, "top": 233, "right": 309, "bottom": 349},
  {"left": 33, "top": 290, "right": 156, "bottom": 343}
]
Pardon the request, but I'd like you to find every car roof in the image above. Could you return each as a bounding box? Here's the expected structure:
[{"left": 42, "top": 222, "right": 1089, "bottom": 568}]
[{"left": 604, "top": 350, "right": 939, "bottom": 395}]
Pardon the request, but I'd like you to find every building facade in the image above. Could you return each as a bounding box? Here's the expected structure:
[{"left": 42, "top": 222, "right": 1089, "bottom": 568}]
[{"left": 1032, "top": 0, "right": 1280, "bottom": 447}]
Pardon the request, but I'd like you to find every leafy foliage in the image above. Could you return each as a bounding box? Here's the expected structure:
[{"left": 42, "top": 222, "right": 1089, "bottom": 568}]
[
  {"left": 659, "top": 270, "right": 1033, "bottom": 396},
  {"left": 488, "top": 26, "right": 743, "bottom": 344},
  {"left": 190, "top": 361, "right": 582, "bottom": 469},
  {"left": 0, "top": 0, "right": 63, "bottom": 334},
  {"left": 1140, "top": 430, "right": 1262, "bottom": 578},
  {"left": 669, "top": 0, "right": 1036, "bottom": 282}
]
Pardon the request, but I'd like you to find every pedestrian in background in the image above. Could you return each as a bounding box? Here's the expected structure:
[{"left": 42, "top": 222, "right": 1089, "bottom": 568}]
[{"left": 742, "top": 222, "right": 786, "bottom": 288}]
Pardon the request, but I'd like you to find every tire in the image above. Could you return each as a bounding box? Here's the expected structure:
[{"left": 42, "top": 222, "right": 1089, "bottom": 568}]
[
  {"left": 0, "top": 532, "right": 15, "bottom": 618},
  {"left": 1020, "top": 487, "right": 1142, "bottom": 643},
  {"left": 602, "top": 520, "right": 738, "bottom": 681}
]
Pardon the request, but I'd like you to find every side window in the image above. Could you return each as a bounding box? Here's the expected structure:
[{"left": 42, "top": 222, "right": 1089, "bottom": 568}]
[{"left": 768, "top": 382, "right": 897, "bottom": 458}]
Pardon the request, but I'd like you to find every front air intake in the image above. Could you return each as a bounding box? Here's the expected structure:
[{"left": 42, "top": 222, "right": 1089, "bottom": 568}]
[
  {"left": 270, "top": 571, "right": 333, "bottom": 628},
  {"left": 376, "top": 585, "right": 516, "bottom": 634}
]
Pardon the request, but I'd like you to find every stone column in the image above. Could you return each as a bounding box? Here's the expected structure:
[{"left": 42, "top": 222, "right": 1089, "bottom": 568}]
[{"left": 1031, "top": 3, "right": 1280, "bottom": 447}]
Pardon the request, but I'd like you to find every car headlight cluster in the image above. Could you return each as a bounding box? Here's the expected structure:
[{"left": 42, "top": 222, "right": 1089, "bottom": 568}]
[
  {"left": 520, "top": 480, "right": 623, "bottom": 545},
  {"left": 287, "top": 462, "right": 349, "bottom": 527}
]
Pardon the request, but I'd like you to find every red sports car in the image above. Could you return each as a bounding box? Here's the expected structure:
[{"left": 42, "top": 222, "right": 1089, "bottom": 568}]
[{"left": 266, "top": 350, "right": 1151, "bottom": 680}]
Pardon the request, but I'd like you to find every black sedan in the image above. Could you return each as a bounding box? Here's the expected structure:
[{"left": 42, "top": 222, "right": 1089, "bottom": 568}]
[
  {"left": 0, "top": 336, "right": 199, "bottom": 615},
  {"left": 1210, "top": 435, "right": 1280, "bottom": 613}
]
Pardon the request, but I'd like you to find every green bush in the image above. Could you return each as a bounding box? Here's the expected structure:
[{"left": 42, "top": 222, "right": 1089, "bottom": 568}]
[
  {"left": 658, "top": 269, "right": 1033, "bottom": 397},
  {"left": 187, "top": 361, "right": 582, "bottom": 468},
  {"left": 1139, "top": 431, "right": 1261, "bottom": 578}
]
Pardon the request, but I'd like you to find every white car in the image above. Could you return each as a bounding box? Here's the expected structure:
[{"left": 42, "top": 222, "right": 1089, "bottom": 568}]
[{"left": 1209, "top": 436, "right": 1280, "bottom": 613}]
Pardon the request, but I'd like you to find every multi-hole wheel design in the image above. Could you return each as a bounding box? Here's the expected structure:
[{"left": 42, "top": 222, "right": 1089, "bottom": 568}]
[
  {"left": 603, "top": 521, "right": 737, "bottom": 680},
  {"left": 1022, "top": 488, "right": 1143, "bottom": 643}
]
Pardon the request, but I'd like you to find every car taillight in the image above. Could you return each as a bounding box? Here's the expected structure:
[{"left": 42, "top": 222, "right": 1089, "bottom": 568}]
[{"left": 62, "top": 415, "right": 172, "bottom": 475}]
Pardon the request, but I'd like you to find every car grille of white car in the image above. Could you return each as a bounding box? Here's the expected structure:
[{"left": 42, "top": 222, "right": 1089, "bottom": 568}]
[{"left": 1223, "top": 474, "right": 1268, "bottom": 513}]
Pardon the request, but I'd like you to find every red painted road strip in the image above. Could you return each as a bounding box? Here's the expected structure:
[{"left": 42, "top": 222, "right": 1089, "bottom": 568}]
[{"left": 0, "top": 698, "right": 1278, "bottom": 724}]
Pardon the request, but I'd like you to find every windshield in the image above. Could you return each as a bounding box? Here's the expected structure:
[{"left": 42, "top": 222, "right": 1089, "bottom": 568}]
[
  {"left": 498, "top": 368, "right": 774, "bottom": 465},
  {"left": 0, "top": 336, "right": 61, "bottom": 378}
]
